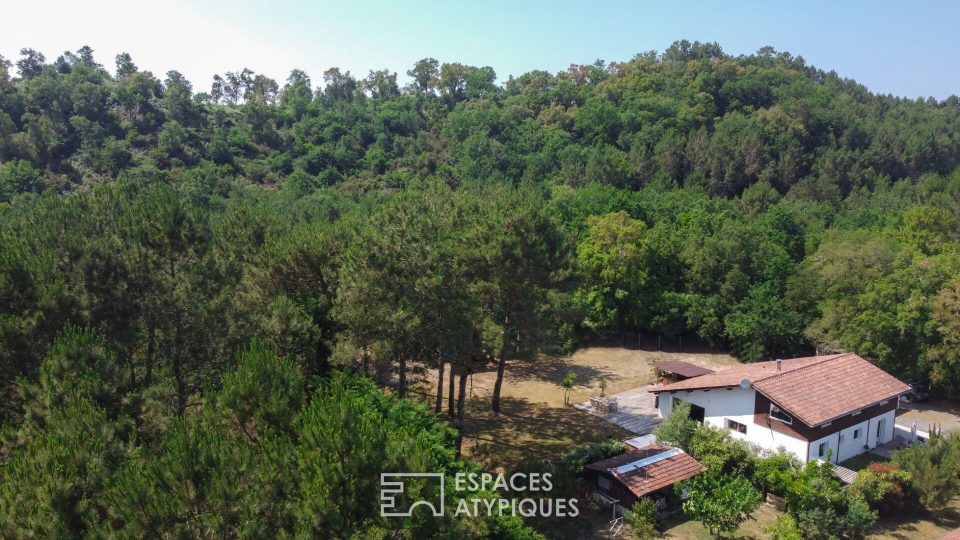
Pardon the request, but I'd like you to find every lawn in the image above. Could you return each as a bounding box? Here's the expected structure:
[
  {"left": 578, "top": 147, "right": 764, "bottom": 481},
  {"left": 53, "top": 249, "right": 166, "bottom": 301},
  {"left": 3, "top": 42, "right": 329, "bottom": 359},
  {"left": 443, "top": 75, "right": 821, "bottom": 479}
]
[
  {"left": 409, "top": 347, "right": 741, "bottom": 471},
  {"left": 661, "top": 502, "right": 782, "bottom": 539}
]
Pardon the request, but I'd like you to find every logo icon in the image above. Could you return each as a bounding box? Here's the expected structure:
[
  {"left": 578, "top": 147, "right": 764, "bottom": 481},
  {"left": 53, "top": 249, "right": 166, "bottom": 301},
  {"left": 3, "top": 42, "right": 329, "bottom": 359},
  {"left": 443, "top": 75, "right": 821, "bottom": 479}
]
[{"left": 380, "top": 473, "right": 445, "bottom": 517}]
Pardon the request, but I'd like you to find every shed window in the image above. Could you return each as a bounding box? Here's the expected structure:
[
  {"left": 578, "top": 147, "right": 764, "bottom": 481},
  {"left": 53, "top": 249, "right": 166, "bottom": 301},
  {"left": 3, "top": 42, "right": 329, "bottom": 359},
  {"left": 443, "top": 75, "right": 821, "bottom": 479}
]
[
  {"left": 726, "top": 419, "right": 747, "bottom": 434},
  {"left": 769, "top": 404, "right": 793, "bottom": 425},
  {"left": 598, "top": 476, "right": 611, "bottom": 491}
]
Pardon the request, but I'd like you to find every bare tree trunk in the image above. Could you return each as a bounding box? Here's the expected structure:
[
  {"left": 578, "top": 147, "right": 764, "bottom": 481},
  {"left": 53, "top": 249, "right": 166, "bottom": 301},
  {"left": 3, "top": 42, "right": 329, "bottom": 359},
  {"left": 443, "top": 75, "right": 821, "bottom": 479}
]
[
  {"left": 455, "top": 370, "right": 468, "bottom": 456},
  {"left": 447, "top": 368, "right": 455, "bottom": 417},
  {"left": 315, "top": 337, "right": 329, "bottom": 375},
  {"left": 398, "top": 356, "right": 407, "bottom": 398},
  {"left": 491, "top": 317, "right": 509, "bottom": 413},
  {"left": 435, "top": 360, "right": 445, "bottom": 414}
]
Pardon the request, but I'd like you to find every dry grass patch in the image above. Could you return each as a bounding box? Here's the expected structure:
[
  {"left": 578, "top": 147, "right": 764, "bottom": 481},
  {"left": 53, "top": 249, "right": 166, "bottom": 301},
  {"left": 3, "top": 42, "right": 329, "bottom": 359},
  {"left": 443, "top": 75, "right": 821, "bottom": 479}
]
[{"left": 411, "top": 347, "right": 738, "bottom": 471}]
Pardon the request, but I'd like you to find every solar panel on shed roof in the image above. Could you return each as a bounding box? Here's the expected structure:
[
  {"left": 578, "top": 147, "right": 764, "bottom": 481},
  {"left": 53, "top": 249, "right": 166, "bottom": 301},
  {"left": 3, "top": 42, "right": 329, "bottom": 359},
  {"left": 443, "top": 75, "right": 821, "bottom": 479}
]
[{"left": 613, "top": 448, "right": 682, "bottom": 475}]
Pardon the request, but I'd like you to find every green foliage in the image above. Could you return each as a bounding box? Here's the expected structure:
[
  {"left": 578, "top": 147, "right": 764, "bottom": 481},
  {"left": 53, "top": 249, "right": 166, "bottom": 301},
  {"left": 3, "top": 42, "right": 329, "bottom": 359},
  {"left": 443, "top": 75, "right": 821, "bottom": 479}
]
[
  {"left": 687, "top": 424, "right": 757, "bottom": 475},
  {"left": 784, "top": 457, "right": 843, "bottom": 515},
  {"left": 654, "top": 400, "right": 698, "bottom": 450},
  {"left": 892, "top": 429, "right": 960, "bottom": 510},
  {"left": 0, "top": 398, "right": 129, "bottom": 538},
  {"left": 764, "top": 514, "right": 803, "bottom": 540},
  {"left": 575, "top": 211, "right": 652, "bottom": 334},
  {"left": 846, "top": 462, "right": 912, "bottom": 514},
  {"left": 785, "top": 456, "right": 877, "bottom": 539},
  {"left": 678, "top": 471, "right": 762, "bottom": 537},
  {"left": 625, "top": 497, "right": 658, "bottom": 539},
  {"left": 561, "top": 371, "right": 577, "bottom": 405},
  {"left": 218, "top": 340, "right": 305, "bottom": 439},
  {"left": 0, "top": 159, "right": 44, "bottom": 201},
  {"left": 753, "top": 450, "right": 801, "bottom": 496}
]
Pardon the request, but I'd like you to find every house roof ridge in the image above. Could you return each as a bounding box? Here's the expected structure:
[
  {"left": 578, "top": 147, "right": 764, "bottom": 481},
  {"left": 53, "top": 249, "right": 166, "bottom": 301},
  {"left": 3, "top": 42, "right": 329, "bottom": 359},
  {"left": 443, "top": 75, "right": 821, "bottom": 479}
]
[{"left": 752, "top": 353, "right": 853, "bottom": 385}]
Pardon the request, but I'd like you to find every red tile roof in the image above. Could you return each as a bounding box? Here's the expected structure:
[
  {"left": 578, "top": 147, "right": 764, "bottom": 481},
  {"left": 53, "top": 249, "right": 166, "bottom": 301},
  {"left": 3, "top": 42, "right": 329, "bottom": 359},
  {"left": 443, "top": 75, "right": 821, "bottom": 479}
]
[
  {"left": 751, "top": 353, "right": 912, "bottom": 426},
  {"left": 586, "top": 445, "right": 706, "bottom": 498},
  {"left": 940, "top": 528, "right": 960, "bottom": 540},
  {"left": 652, "top": 360, "right": 715, "bottom": 378},
  {"left": 650, "top": 354, "right": 839, "bottom": 393},
  {"left": 652, "top": 353, "right": 911, "bottom": 427}
]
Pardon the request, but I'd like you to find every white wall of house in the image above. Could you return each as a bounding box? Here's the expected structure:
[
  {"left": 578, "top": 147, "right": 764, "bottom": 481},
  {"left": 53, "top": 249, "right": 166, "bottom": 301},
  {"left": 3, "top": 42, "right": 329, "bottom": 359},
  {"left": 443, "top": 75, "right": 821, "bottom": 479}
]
[
  {"left": 659, "top": 388, "right": 755, "bottom": 431},
  {"left": 834, "top": 419, "right": 870, "bottom": 462},
  {"left": 741, "top": 418, "right": 810, "bottom": 461},
  {"left": 656, "top": 387, "right": 898, "bottom": 463},
  {"left": 657, "top": 388, "right": 808, "bottom": 461},
  {"left": 807, "top": 408, "right": 897, "bottom": 463}
]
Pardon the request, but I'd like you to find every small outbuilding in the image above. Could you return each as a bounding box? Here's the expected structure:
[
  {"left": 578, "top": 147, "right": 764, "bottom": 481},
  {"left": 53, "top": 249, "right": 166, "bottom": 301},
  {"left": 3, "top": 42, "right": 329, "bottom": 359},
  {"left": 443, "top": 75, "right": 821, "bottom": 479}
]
[
  {"left": 652, "top": 360, "right": 714, "bottom": 383},
  {"left": 584, "top": 444, "right": 706, "bottom": 510}
]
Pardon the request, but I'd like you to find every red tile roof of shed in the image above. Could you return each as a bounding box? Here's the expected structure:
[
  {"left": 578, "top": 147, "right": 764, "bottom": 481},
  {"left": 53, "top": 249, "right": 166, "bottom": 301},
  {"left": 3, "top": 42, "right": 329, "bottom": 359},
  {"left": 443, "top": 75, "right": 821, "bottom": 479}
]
[
  {"left": 586, "top": 445, "right": 706, "bottom": 499},
  {"left": 652, "top": 360, "right": 715, "bottom": 378}
]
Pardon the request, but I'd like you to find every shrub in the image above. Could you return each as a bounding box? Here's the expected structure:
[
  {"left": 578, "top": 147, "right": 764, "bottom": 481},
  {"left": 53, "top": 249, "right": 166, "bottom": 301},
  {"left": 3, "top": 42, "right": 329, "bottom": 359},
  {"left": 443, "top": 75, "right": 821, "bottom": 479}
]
[
  {"left": 764, "top": 514, "right": 803, "bottom": 540},
  {"left": 784, "top": 457, "right": 843, "bottom": 515},
  {"left": 653, "top": 401, "right": 697, "bottom": 450},
  {"left": 625, "top": 497, "right": 658, "bottom": 539},
  {"left": 786, "top": 456, "right": 876, "bottom": 539},
  {"left": 847, "top": 462, "right": 912, "bottom": 514},
  {"left": 892, "top": 429, "right": 960, "bottom": 511},
  {"left": 754, "top": 450, "right": 800, "bottom": 495},
  {"left": 678, "top": 471, "right": 762, "bottom": 537},
  {"left": 688, "top": 424, "right": 757, "bottom": 475},
  {"left": 840, "top": 496, "right": 877, "bottom": 539}
]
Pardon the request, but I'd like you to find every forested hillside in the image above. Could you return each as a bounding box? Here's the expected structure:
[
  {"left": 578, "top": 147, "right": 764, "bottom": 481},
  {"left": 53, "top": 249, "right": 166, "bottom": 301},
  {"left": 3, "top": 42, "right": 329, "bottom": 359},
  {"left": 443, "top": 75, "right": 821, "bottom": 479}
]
[{"left": 1, "top": 40, "right": 960, "bottom": 535}]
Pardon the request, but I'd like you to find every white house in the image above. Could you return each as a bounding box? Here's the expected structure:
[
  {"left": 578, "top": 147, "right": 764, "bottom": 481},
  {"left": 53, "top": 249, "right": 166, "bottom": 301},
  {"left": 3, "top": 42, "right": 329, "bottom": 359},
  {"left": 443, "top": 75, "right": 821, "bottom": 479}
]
[{"left": 650, "top": 353, "right": 911, "bottom": 464}]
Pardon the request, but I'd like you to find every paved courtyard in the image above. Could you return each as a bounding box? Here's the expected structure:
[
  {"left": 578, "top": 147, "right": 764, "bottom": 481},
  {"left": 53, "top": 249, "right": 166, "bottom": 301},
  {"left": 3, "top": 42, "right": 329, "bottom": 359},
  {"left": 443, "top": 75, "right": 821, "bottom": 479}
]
[
  {"left": 896, "top": 400, "right": 960, "bottom": 434},
  {"left": 575, "top": 385, "right": 662, "bottom": 435}
]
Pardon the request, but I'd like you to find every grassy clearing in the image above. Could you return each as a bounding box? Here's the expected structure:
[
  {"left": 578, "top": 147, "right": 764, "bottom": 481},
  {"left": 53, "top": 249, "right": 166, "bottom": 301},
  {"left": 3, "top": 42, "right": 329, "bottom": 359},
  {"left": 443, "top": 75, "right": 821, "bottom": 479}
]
[{"left": 411, "top": 347, "right": 739, "bottom": 470}]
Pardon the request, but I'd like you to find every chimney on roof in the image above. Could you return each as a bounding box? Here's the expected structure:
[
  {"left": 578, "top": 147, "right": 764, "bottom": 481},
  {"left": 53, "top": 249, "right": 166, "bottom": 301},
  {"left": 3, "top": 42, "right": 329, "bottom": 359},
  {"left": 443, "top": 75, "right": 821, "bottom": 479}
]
[{"left": 776, "top": 358, "right": 782, "bottom": 372}]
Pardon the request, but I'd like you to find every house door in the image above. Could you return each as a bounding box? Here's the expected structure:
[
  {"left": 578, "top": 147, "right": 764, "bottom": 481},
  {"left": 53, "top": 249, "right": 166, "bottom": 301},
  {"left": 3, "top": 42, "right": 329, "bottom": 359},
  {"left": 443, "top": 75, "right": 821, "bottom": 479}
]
[{"left": 876, "top": 419, "right": 886, "bottom": 442}]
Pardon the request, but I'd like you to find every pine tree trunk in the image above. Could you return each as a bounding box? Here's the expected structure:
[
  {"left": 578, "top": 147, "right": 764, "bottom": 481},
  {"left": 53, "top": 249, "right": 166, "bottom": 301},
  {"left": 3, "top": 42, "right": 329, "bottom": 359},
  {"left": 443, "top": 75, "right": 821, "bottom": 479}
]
[
  {"left": 455, "top": 370, "right": 468, "bottom": 456},
  {"left": 447, "top": 367, "right": 455, "bottom": 417},
  {"left": 315, "top": 337, "right": 329, "bottom": 375},
  {"left": 435, "top": 360, "right": 445, "bottom": 414},
  {"left": 491, "top": 317, "right": 509, "bottom": 413}
]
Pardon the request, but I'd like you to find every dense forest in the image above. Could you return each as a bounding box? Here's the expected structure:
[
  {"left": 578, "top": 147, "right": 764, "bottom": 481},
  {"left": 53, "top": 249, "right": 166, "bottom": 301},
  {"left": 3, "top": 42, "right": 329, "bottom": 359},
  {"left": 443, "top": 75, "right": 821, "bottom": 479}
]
[{"left": 1, "top": 40, "right": 960, "bottom": 536}]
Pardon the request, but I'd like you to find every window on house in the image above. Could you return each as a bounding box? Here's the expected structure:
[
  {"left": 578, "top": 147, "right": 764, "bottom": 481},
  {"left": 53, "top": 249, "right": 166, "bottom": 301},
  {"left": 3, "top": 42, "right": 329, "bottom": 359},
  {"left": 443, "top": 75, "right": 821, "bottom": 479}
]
[
  {"left": 818, "top": 442, "right": 828, "bottom": 458},
  {"left": 726, "top": 419, "right": 747, "bottom": 434},
  {"left": 769, "top": 404, "right": 793, "bottom": 425},
  {"left": 853, "top": 428, "right": 862, "bottom": 440}
]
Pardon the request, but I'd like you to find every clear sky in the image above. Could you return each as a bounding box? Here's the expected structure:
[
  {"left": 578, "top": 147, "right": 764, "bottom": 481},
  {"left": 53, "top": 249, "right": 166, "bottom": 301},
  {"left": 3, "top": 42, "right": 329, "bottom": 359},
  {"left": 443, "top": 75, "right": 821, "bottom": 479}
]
[{"left": 2, "top": 0, "right": 958, "bottom": 99}]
